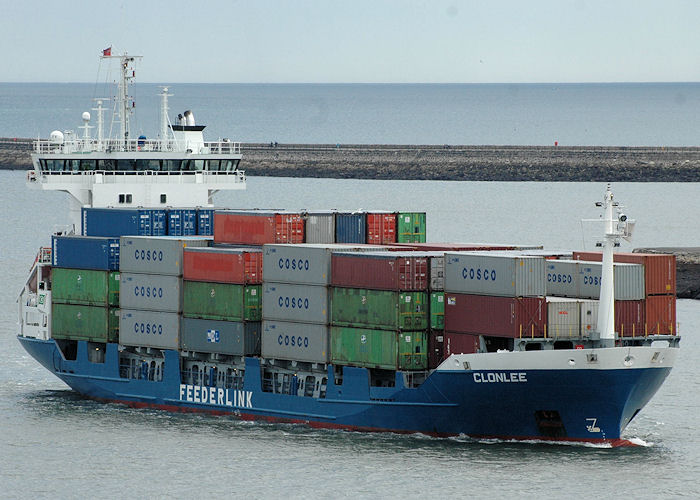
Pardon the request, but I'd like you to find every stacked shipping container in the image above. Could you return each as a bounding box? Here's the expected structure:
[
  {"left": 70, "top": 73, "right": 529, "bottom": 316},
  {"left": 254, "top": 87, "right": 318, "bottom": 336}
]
[
  {"left": 182, "top": 246, "right": 263, "bottom": 356},
  {"left": 51, "top": 236, "right": 121, "bottom": 343},
  {"left": 571, "top": 252, "right": 677, "bottom": 336}
]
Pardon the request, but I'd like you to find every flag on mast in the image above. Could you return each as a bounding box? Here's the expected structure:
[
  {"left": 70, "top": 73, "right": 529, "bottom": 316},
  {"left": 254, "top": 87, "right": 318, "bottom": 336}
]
[{"left": 102, "top": 47, "right": 112, "bottom": 56}]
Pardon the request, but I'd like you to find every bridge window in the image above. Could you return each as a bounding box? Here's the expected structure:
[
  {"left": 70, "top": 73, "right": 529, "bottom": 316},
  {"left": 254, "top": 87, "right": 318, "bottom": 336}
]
[
  {"left": 67, "top": 159, "right": 80, "bottom": 171},
  {"left": 136, "top": 159, "right": 162, "bottom": 171},
  {"left": 98, "top": 159, "right": 116, "bottom": 170},
  {"left": 207, "top": 160, "right": 221, "bottom": 171},
  {"left": 80, "top": 159, "right": 96, "bottom": 170},
  {"left": 117, "top": 159, "right": 135, "bottom": 171},
  {"left": 162, "top": 160, "right": 180, "bottom": 171}
]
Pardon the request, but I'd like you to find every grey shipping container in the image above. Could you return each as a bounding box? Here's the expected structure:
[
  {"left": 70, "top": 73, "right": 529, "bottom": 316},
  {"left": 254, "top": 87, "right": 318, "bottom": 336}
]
[
  {"left": 304, "top": 212, "right": 335, "bottom": 244},
  {"left": 119, "top": 273, "right": 182, "bottom": 312},
  {"left": 545, "top": 260, "right": 645, "bottom": 300},
  {"left": 262, "top": 244, "right": 386, "bottom": 285},
  {"left": 119, "top": 236, "right": 209, "bottom": 275},
  {"left": 430, "top": 256, "right": 445, "bottom": 290},
  {"left": 546, "top": 297, "right": 600, "bottom": 338},
  {"left": 261, "top": 320, "right": 329, "bottom": 363},
  {"left": 262, "top": 282, "right": 329, "bottom": 324},
  {"left": 444, "top": 252, "right": 546, "bottom": 297},
  {"left": 181, "top": 317, "right": 261, "bottom": 356},
  {"left": 119, "top": 309, "right": 180, "bottom": 349}
]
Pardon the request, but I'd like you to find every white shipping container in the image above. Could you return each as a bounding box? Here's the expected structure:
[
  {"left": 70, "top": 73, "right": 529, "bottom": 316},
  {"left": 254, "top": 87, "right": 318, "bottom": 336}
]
[
  {"left": 119, "top": 309, "right": 180, "bottom": 349},
  {"left": 444, "top": 252, "right": 546, "bottom": 297},
  {"left": 119, "top": 273, "right": 182, "bottom": 312},
  {"left": 545, "top": 260, "right": 645, "bottom": 300},
  {"left": 547, "top": 297, "right": 581, "bottom": 338},
  {"left": 304, "top": 212, "right": 335, "bottom": 244},
  {"left": 119, "top": 236, "right": 209, "bottom": 275},
  {"left": 430, "top": 256, "right": 445, "bottom": 291},
  {"left": 262, "top": 282, "right": 329, "bottom": 324}
]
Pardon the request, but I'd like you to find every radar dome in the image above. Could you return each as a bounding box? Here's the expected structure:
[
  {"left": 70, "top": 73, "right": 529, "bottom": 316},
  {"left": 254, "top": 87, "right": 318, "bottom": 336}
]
[
  {"left": 82, "top": 111, "right": 91, "bottom": 122},
  {"left": 50, "top": 130, "right": 64, "bottom": 144}
]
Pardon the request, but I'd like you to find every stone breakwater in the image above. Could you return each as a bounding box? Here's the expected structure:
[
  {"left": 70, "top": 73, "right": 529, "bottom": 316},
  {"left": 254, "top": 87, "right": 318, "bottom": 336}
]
[{"left": 2, "top": 138, "right": 700, "bottom": 181}]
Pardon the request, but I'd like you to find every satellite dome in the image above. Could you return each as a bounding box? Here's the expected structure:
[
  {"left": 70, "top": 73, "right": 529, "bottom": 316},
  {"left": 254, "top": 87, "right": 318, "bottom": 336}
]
[
  {"left": 50, "top": 130, "right": 64, "bottom": 144},
  {"left": 82, "top": 111, "right": 91, "bottom": 122}
]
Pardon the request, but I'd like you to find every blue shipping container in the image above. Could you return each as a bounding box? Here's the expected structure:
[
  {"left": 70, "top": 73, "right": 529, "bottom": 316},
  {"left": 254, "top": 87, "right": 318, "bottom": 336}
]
[
  {"left": 82, "top": 207, "right": 167, "bottom": 237},
  {"left": 52, "top": 235, "right": 120, "bottom": 271},
  {"left": 167, "top": 209, "right": 198, "bottom": 236},
  {"left": 197, "top": 208, "right": 215, "bottom": 235},
  {"left": 335, "top": 213, "right": 366, "bottom": 244}
]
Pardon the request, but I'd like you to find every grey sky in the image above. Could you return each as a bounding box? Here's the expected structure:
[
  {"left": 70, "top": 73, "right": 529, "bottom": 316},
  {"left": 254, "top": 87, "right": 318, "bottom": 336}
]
[{"left": 3, "top": 0, "right": 699, "bottom": 83}]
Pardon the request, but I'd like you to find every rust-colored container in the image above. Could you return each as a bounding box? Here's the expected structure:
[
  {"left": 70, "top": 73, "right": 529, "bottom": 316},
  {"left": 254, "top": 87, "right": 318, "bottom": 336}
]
[
  {"left": 388, "top": 243, "right": 520, "bottom": 252},
  {"left": 444, "top": 293, "right": 547, "bottom": 338},
  {"left": 366, "top": 212, "right": 397, "bottom": 244},
  {"left": 428, "top": 330, "right": 445, "bottom": 369},
  {"left": 213, "top": 211, "right": 304, "bottom": 245},
  {"left": 331, "top": 251, "right": 430, "bottom": 291},
  {"left": 444, "top": 332, "right": 481, "bottom": 357},
  {"left": 572, "top": 251, "right": 676, "bottom": 296},
  {"left": 183, "top": 247, "right": 262, "bottom": 284},
  {"left": 614, "top": 296, "right": 676, "bottom": 336}
]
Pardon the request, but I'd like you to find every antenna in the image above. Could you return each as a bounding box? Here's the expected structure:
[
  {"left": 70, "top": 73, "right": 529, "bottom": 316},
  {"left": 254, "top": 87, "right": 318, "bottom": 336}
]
[{"left": 159, "top": 86, "right": 173, "bottom": 151}]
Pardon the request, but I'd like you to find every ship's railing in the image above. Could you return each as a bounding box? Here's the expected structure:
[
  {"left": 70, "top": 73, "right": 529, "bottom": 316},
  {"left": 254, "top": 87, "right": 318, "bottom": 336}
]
[
  {"left": 33, "top": 169, "right": 246, "bottom": 184},
  {"left": 34, "top": 138, "right": 241, "bottom": 155}
]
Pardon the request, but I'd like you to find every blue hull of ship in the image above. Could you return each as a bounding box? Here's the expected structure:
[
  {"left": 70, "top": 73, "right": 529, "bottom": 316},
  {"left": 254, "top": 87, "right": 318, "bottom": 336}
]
[{"left": 18, "top": 336, "right": 671, "bottom": 445}]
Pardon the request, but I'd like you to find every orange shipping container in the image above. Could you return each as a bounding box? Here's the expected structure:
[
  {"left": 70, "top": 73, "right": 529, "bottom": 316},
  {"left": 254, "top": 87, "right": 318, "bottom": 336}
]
[
  {"left": 572, "top": 251, "right": 675, "bottom": 296},
  {"left": 615, "top": 295, "right": 676, "bottom": 337}
]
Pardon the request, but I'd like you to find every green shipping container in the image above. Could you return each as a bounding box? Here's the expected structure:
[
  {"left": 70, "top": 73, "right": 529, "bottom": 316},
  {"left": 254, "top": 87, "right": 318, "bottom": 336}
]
[
  {"left": 430, "top": 291, "right": 445, "bottom": 330},
  {"left": 52, "top": 268, "right": 120, "bottom": 307},
  {"left": 331, "top": 327, "right": 427, "bottom": 370},
  {"left": 51, "top": 303, "right": 119, "bottom": 342},
  {"left": 183, "top": 281, "right": 261, "bottom": 321},
  {"left": 244, "top": 285, "right": 262, "bottom": 321},
  {"left": 331, "top": 326, "right": 397, "bottom": 370},
  {"left": 331, "top": 288, "right": 428, "bottom": 331},
  {"left": 397, "top": 330, "right": 428, "bottom": 370},
  {"left": 397, "top": 212, "right": 426, "bottom": 243}
]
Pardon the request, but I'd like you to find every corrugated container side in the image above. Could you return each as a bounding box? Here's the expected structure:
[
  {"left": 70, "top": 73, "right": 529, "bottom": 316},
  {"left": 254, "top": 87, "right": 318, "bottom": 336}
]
[
  {"left": 196, "top": 208, "right": 215, "bottom": 236},
  {"left": 82, "top": 207, "right": 165, "bottom": 237},
  {"left": 275, "top": 213, "right": 305, "bottom": 244},
  {"left": 304, "top": 212, "right": 335, "bottom": 244},
  {"left": 261, "top": 320, "right": 329, "bottom": 363},
  {"left": 389, "top": 243, "right": 522, "bottom": 251},
  {"left": 615, "top": 300, "right": 644, "bottom": 337},
  {"left": 430, "top": 292, "right": 445, "bottom": 329},
  {"left": 51, "top": 268, "right": 120, "bottom": 307},
  {"left": 167, "top": 209, "right": 198, "bottom": 236},
  {"left": 244, "top": 285, "right": 262, "bottom": 321},
  {"left": 578, "top": 261, "right": 645, "bottom": 300},
  {"left": 397, "top": 331, "right": 428, "bottom": 370},
  {"left": 444, "top": 293, "right": 547, "bottom": 337},
  {"left": 444, "top": 253, "right": 546, "bottom": 297},
  {"left": 580, "top": 300, "right": 599, "bottom": 336},
  {"left": 330, "top": 253, "right": 429, "bottom": 291},
  {"left": 119, "top": 273, "right": 182, "bottom": 313},
  {"left": 335, "top": 213, "right": 366, "bottom": 244},
  {"left": 51, "top": 303, "right": 119, "bottom": 343},
  {"left": 330, "top": 288, "right": 428, "bottom": 331},
  {"left": 430, "top": 256, "right": 445, "bottom": 290},
  {"left": 396, "top": 212, "right": 426, "bottom": 243},
  {"left": 214, "top": 212, "right": 275, "bottom": 245},
  {"left": 182, "top": 281, "right": 244, "bottom": 321},
  {"left": 262, "top": 283, "right": 329, "bottom": 324},
  {"left": 119, "top": 309, "right": 180, "bottom": 349},
  {"left": 366, "top": 212, "right": 397, "bottom": 244},
  {"left": 330, "top": 326, "right": 397, "bottom": 370},
  {"left": 428, "top": 330, "right": 445, "bottom": 369},
  {"left": 645, "top": 294, "right": 676, "bottom": 335},
  {"left": 119, "top": 236, "right": 209, "bottom": 275},
  {"left": 443, "top": 332, "right": 481, "bottom": 357},
  {"left": 52, "top": 236, "right": 120, "bottom": 271},
  {"left": 545, "top": 260, "right": 578, "bottom": 297},
  {"left": 573, "top": 251, "right": 676, "bottom": 296},
  {"left": 180, "top": 317, "right": 261, "bottom": 355},
  {"left": 184, "top": 247, "right": 262, "bottom": 284},
  {"left": 546, "top": 298, "right": 581, "bottom": 338}
]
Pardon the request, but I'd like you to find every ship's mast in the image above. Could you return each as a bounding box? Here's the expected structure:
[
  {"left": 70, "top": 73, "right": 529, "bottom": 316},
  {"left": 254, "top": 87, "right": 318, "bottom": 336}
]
[
  {"left": 159, "top": 86, "right": 173, "bottom": 151},
  {"left": 101, "top": 51, "right": 142, "bottom": 148},
  {"left": 595, "top": 185, "right": 634, "bottom": 343}
]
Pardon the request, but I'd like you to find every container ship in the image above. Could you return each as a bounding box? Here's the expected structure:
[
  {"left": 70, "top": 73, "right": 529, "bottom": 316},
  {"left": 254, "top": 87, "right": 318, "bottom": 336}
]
[{"left": 17, "top": 51, "right": 680, "bottom": 446}]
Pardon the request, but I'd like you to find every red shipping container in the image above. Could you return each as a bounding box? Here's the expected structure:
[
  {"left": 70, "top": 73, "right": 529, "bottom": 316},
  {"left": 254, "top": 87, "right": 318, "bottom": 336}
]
[
  {"left": 444, "top": 293, "right": 547, "bottom": 338},
  {"left": 214, "top": 211, "right": 304, "bottom": 245},
  {"left": 615, "top": 296, "right": 676, "bottom": 336},
  {"left": 183, "top": 247, "right": 262, "bottom": 284},
  {"left": 428, "top": 330, "right": 445, "bottom": 369},
  {"left": 444, "top": 332, "right": 481, "bottom": 357},
  {"left": 573, "top": 251, "right": 676, "bottom": 296},
  {"left": 388, "top": 243, "right": 524, "bottom": 251},
  {"left": 331, "top": 252, "right": 429, "bottom": 290},
  {"left": 366, "top": 212, "right": 397, "bottom": 245}
]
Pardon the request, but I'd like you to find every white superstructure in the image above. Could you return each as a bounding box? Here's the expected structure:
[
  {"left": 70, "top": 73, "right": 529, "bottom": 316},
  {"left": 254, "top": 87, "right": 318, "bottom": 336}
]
[{"left": 26, "top": 51, "right": 246, "bottom": 230}]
